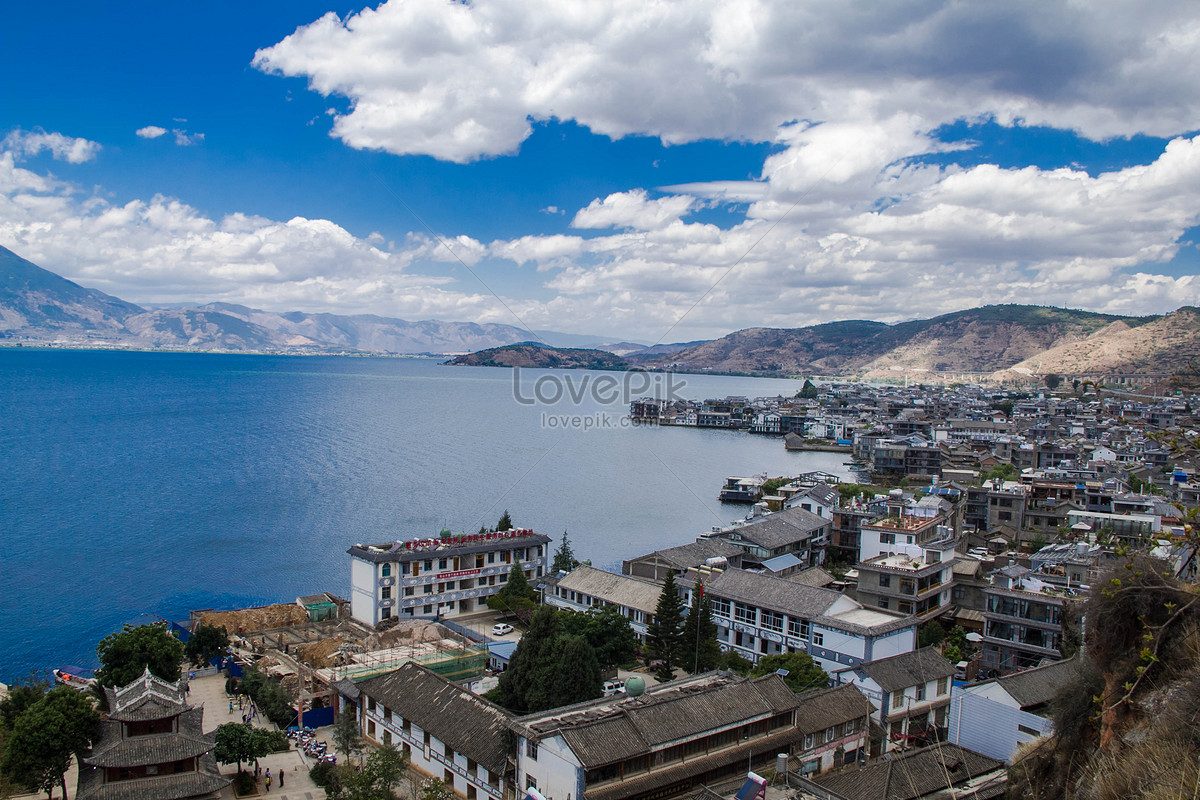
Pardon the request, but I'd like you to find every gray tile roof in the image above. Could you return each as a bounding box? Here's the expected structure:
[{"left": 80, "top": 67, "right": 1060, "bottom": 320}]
[
  {"left": 84, "top": 708, "right": 213, "bottom": 768},
  {"left": 726, "top": 507, "right": 830, "bottom": 550},
  {"left": 105, "top": 667, "right": 191, "bottom": 722},
  {"left": 553, "top": 565, "right": 663, "bottom": 614},
  {"left": 704, "top": 569, "right": 842, "bottom": 619},
  {"left": 993, "top": 657, "right": 1080, "bottom": 709},
  {"left": 858, "top": 647, "right": 955, "bottom": 693},
  {"left": 812, "top": 743, "right": 1005, "bottom": 800},
  {"left": 75, "top": 752, "right": 229, "bottom": 800},
  {"left": 788, "top": 567, "right": 836, "bottom": 588},
  {"left": 627, "top": 540, "right": 745, "bottom": 569},
  {"left": 517, "top": 672, "right": 800, "bottom": 769},
  {"left": 794, "top": 684, "right": 874, "bottom": 735},
  {"left": 356, "top": 661, "right": 513, "bottom": 774}
]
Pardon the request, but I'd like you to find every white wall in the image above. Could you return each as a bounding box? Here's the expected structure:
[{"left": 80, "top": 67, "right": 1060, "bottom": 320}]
[
  {"left": 350, "top": 557, "right": 378, "bottom": 625},
  {"left": 869, "top": 627, "right": 916, "bottom": 661},
  {"left": 949, "top": 686, "right": 1053, "bottom": 763},
  {"left": 520, "top": 734, "right": 583, "bottom": 800}
]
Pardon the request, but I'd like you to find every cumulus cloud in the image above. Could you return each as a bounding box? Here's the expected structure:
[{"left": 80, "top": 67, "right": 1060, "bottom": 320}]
[
  {"left": 136, "top": 126, "right": 168, "bottom": 139},
  {"left": 172, "top": 129, "right": 205, "bottom": 146},
  {"left": 571, "top": 190, "right": 697, "bottom": 231},
  {"left": 255, "top": 0, "right": 1200, "bottom": 163},
  {"left": 3, "top": 128, "right": 101, "bottom": 164}
]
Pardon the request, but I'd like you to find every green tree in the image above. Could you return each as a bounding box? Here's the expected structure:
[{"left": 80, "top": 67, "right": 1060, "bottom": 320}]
[
  {"left": 646, "top": 570, "right": 684, "bottom": 681},
  {"left": 332, "top": 708, "right": 364, "bottom": 760},
  {"left": 2, "top": 687, "right": 100, "bottom": 800},
  {"left": 94, "top": 623, "right": 185, "bottom": 688},
  {"left": 749, "top": 652, "right": 829, "bottom": 693},
  {"left": 496, "top": 510, "right": 514, "bottom": 531},
  {"left": 486, "top": 563, "right": 538, "bottom": 614},
  {"left": 238, "top": 666, "right": 295, "bottom": 728},
  {"left": 917, "top": 621, "right": 946, "bottom": 648},
  {"left": 679, "top": 588, "right": 720, "bottom": 674},
  {"left": 0, "top": 677, "right": 49, "bottom": 730},
  {"left": 496, "top": 606, "right": 561, "bottom": 712},
  {"left": 339, "top": 743, "right": 408, "bottom": 800},
  {"left": 184, "top": 623, "right": 229, "bottom": 668},
  {"left": 715, "top": 649, "right": 754, "bottom": 675},
  {"left": 552, "top": 531, "right": 578, "bottom": 573},
  {"left": 418, "top": 779, "right": 457, "bottom": 800},
  {"left": 981, "top": 462, "right": 1018, "bottom": 483},
  {"left": 213, "top": 722, "right": 273, "bottom": 774},
  {"left": 797, "top": 379, "right": 819, "bottom": 399},
  {"left": 559, "top": 605, "right": 638, "bottom": 670},
  {"left": 1044, "top": 373, "right": 1062, "bottom": 390},
  {"left": 541, "top": 635, "right": 602, "bottom": 710}
]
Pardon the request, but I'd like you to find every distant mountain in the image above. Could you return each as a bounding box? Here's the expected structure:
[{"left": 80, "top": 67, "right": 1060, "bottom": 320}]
[
  {"left": 447, "top": 343, "right": 628, "bottom": 370},
  {"left": 0, "top": 245, "right": 604, "bottom": 354},
  {"left": 637, "top": 306, "right": 1160, "bottom": 378}
]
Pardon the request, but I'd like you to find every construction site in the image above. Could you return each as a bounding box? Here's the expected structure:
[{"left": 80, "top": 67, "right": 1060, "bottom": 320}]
[{"left": 189, "top": 596, "right": 489, "bottom": 714}]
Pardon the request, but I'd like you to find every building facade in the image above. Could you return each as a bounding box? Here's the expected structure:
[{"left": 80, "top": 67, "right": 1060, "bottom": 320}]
[{"left": 348, "top": 529, "right": 550, "bottom": 625}]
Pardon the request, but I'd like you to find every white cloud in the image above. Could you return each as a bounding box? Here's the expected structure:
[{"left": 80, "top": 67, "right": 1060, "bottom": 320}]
[
  {"left": 136, "top": 126, "right": 168, "bottom": 139},
  {"left": 172, "top": 129, "right": 205, "bottom": 146},
  {"left": 571, "top": 190, "right": 697, "bottom": 231},
  {"left": 3, "top": 128, "right": 101, "bottom": 164},
  {"left": 255, "top": 0, "right": 1200, "bottom": 163}
]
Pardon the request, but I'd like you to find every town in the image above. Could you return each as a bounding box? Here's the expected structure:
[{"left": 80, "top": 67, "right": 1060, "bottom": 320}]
[{"left": 3, "top": 378, "right": 1198, "bottom": 800}]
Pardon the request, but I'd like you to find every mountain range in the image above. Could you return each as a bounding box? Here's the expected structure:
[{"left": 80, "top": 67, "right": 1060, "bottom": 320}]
[{"left": 0, "top": 245, "right": 637, "bottom": 355}]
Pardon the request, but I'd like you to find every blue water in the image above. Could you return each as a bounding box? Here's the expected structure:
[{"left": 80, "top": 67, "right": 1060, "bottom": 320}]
[{"left": 0, "top": 349, "right": 851, "bottom": 682}]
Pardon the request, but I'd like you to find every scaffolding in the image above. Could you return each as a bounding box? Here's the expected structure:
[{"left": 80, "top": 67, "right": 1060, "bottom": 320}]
[{"left": 317, "top": 639, "right": 489, "bottom": 684}]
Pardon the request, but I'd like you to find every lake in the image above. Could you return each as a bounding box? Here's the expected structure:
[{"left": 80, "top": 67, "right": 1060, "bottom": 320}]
[{"left": 0, "top": 349, "right": 851, "bottom": 681}]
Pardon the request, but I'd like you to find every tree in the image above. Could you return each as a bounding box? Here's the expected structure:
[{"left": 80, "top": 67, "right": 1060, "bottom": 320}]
[
  {"left": 94, "top": 623, "right": 185, "bottom": 688},
  {"left": 2, "top": 687, "right": 100, "bottom": 800},
  {"left": 797, "top": 379, "right": 819, "bottom": 399},
  {"left": 496, "top": 606, "right": 561, "bottom": 712},
  {"left": 338, "top": 743, "right": 407, "bottom": 800},
  {"left": 418, "top": 779, "right": 457, "bottom": 800},
  {"left": 542, "top": 635, "right": 602, "bottom": 710},
  {"left": 646, "top": 570, "right": 684, "bottom": 681},
  {"left": 559, "top": 605, "right": 638, "bottom": 670},
  {"left": 213, "top": 723, "right": 273, "bottom": 774},
  {"left": 0, "top": 677, "right": 49, "bottom": 730},
  {"left": 332, "top": 708, "right": 364, "bottom": 760},
  {"left": 679, "top": 588, "right": 720, "bottom": 674},
  {"left": 552, "top": 531, "right": 578, "bottom": 573},
  {"left": 749, "top": 652, "right": 829, "bottom": 693},
  {"left": 1044, "top": 373, "right": 1062, "bottom": 390},
  {"left": 184, "top": 623, "right": 229, "bottom": 668},
  {"left": 239, "top": 666, "right": 295, "bottom": 728},
  {"left": 917, "top": 621, "right": 945, "bottom": 648},
  {"left": 496, "top": 510, "right": 513, "bottom": 531},
  {"left": 486, "top": 563, "right": 538, "bottom": 614}
]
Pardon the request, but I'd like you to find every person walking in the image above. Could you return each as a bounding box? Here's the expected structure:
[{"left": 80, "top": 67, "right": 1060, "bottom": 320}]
[{"left": 278, "top": 770, "right": 284, "bottom": 789}]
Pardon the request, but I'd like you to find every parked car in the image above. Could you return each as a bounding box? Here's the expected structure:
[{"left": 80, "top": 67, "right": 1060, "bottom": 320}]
[
  {"left": 602, "top": 679, "right": 625, "bottom": 697},
  {"left": 492, "top": 623, "right": 514, "bottom": 636}
]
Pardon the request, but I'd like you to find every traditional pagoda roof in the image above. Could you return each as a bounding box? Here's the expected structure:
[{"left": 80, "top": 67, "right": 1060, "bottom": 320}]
[
  {"left": 76, "top": 753, "right": 229, "bottom": 800},
  {"left": 84, "top": 708, "right": 213, "bottom": 768},
  {"left": 105, "top": 667, "right": 191, "bottom": 722}
]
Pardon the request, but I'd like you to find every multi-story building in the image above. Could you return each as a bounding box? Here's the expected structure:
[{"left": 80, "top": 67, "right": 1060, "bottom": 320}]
[
  {"left": 833, "top": 647, "right": 957, "bottom": 753},
  {"left": 621, "top": 539, "right": 744, "bottom": 581},
  {"left": 685, "top": 568, "right": 917, "bottom": 673},
  {"left": 854, "top": 537, "right": 958, "bottom": 620},
  {"left": 347, "top": 529, "right": 550, "bottom": 625},
  {"left": 701, "top": 506, "right": 830, "bottom": 569},
  {"left": 544, "top": 565, "right": 663, "bottom": 641},
  {"left": 513, "top": 672, "right": 873, "bottom": 800},
  {"left": 981, "top": 565, "right": 1077, "bottom": 672},
  {"left": 858, "top": 511, "right": 951, "bottom": 563}
]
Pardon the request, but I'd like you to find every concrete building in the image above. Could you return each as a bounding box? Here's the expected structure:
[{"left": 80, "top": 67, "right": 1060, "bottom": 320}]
[
  {"left": 621, "top": 539, "right": 744, "bottom": 581},
  {"left": 544, "top": 565, "right": 664, "bottom": 641},
  {"left": 833, "top": 647, "right": 957, "bottom": 753},
  {"left": 981, "top": 565, "right": 1078, "bottom": 672},
  {"left": 948, "top": 658, "right": 1081, "bottom": 763},
  {"left": 347, "top": 529, "right": 550, "bottom": 625},
  {"left": 700, "top": 506, "right": 831, "bottom": 569},
  {"left": 854, "top": 538, "right": 958, "bottom": 620}
]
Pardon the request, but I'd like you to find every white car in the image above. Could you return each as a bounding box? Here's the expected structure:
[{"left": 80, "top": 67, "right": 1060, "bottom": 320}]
[
  {"left": 602, "top": 679, "right": 625, "bottom": 697},
  {"left": 492, "top": 623, "right": 514, "bottom": 636}
]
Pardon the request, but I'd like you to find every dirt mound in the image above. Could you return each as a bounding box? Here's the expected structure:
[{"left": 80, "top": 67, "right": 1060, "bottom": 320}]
[
  {"left": 198, "top": 604, "right": 309, "bottom": 634},
  {"left": 298, "top": 637, "right": 347, "bottom": 669}
]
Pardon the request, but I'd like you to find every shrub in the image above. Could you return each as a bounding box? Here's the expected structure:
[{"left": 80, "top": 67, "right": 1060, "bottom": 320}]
[{"left": 232, "top": 771, "right": 256, "bottom": 796}]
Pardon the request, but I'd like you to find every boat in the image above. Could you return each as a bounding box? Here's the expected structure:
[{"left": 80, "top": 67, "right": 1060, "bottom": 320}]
[
  {"left": 53, "top": 667, "right": 96, "bottom": 691},
  {"left": 718, "top": 475, "right": 766, "bottom": 503}
]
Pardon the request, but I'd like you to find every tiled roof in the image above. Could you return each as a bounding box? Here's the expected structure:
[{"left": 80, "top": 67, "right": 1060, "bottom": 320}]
[
  {"left": 356, "top": 661, "right": 513, "bottom": 774},
  {"left": 857, "top": 647, "right": 955, "bottom": 693},
  {"left": 788, "top": 567, "right": 836, "bottom": 588},
  {"left": 993, "top": 657, "right": 1080, "bottom": 709},
  {"left": 552, "top": 565, "right": 663, "bottom": 614},
  {"left": 794, "top": 684, "right": 874, "bottom": 735},
  {"left": 105, "top": 667, "right": 190, "bottom": 722},
  {"left": 704, "top": 569, "right": 841, "bottom": 619},
  {"left": 728, "top": 507, "right": 829, "bottom": 549},
  {"left": 518, "top": 672, "right": 800, "bottom": 769},
  {"left": 628, "top": 540, "right": 745, "bottom": 569},
  {"left": 75, "top": 752, "right": 229, "bottom": 800},
  {"left": 812, "top": 743, "right": 1005, "bottom": 800},
  {"left": 84, "top": 708, "right": 212, "bottom": 768}
]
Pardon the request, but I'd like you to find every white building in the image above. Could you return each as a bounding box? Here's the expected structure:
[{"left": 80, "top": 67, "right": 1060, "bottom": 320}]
[
  {"left": 949, "top": 657, "right": 1081, "bottom": 763},
  {"left": 347, "top": 529, "right": 550, "bottom": 625},
  {"left": 686, "top": 568, "right": 918, "bottom": 674},
  {"left": 543, "top": 565, "right": 663, "bottom": 640},
  {"left": 344, "top": 662, "right": 511, "bottom": 800},
  {"left": 832, "top": 646, "right": 956, "bottom": 753}
]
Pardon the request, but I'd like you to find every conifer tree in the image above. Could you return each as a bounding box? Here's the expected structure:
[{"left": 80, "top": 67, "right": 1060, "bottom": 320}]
[
  {"left": 647, "top": 570, "right": 684, "bottom": 682},
  {"left": 496, "top": 510, "right": 514, "bottom": 531},
  {"left": 496, "top": 606, "right": 560, "bottom": 712},
  {"left": 552, "top": 531, "right": 578, "bottom": 573},
  {"left": 679, "top": 586, "right": 720, "bottom": 674}
]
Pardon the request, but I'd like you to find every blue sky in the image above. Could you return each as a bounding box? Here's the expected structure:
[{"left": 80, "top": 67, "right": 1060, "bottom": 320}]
[{"left": 3, "top": 1, "right": 1200, "bottom": 342}]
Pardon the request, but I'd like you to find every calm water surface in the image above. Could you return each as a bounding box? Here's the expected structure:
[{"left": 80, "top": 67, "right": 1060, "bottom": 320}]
[{"left": 0, "top": 349, "right": 850, "bottom": 681}]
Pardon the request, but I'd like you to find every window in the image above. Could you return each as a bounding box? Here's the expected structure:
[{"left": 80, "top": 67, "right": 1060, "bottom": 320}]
[
  {"left": 445, "top": 742, "right": 453, "bottom": 758},
  {"left": 438, "top": 558, "right": 448, "bottom": 569},
  {"left": 915, "top": 684, "right": 926, "bottom": 701},
  {"left": 423, "top": 604, "right": 433, "bottom": 614},
  {"left": 892, "top": 690, "right": 904, "bottom": 708},
  {"left": 788, "top": 618, "right": 809, "bottom": 639},
  {"left": 423, "top": 584, "right": 433, "bottom": 594},
  {"left": 762, "top": 610, "right": 784, "bottom": 632},
  {"left": 404, "top": 586, "right": 414, "bottom": 596},
  {"left": 877, "top": 597, "right": 890, "bottom": 609},
  {"left": 845, "top": 717, "right": 858, "bottom": 734},
  {"left": 937, "top": 677, "right": 949, "bottom": 695},
  {"left": 488, "top": 552, "right": 495, "bottom": 563},
  {"left": 1017, "top": 724, "right": 1041, "bottom": 736},
  {"left": 812, "top": 631, "right": 823, "bottom": 646},
  {"left": 381, "top": 586, "right": 392, "bottom": 600},
  {"left": 381, "top": 607, "right": 391, "bottom": 619},
  {"left": 803, "top": 733, "right": 814, "bottom": 750},
  {"left": 713, "top": 599, "right": 731, "bottom": 617},
  {"left": 880, "top": 532, "right": 896, "bottom": 545},
  {"left": 368, "top": 720, "right": 376, "bottom": 737},
  {"left": 367, "top": 697, "right": 377, "bottom": 712},
  {"left": 526, "top": 740, "right": 538, "bottom": 761},
  {"left": 825, "top": 727, "right": 836, "bottom": 743},
  {"left": 879, "top": 574, "right": 891, "bottom": 588},
  {"left": 382, "top": 564, "right": 391, "bottom": 577},
  {"left": 734, "top": 603, "right": 756, "bottom": 624},
  {"left": 526, "top": 777, "right": 538, "bottom": 791},
  {"left": 383, "top": 730, "right": 392, "bottom": 746}
]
